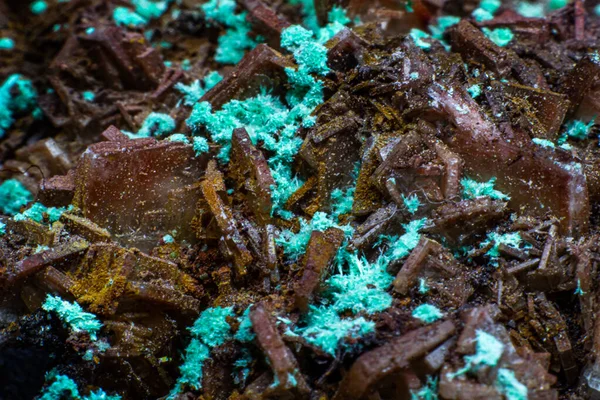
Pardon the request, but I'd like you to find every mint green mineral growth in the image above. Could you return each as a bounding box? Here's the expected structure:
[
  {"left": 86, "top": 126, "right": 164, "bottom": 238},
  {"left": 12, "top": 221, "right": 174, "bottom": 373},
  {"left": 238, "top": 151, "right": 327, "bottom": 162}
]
[
  {"left": 0, "top": 74, "right": 38, "bottom": 138},
  {"left": 0, "top": 179, "right": 33, "bottom": 215},
  {"left": 410, "top": 376, "right": 438, "bottom": 400},
  {"left": 461, "top": 177, "right": 509, "bottom": 200},
  {"left": 412, "top": 304, "right": 443, "bottom": 323},
  {"left": 481, "top": 231, "right": 523, "bottom": 257},
  {"left": 170, "top": 306, "right": 235, "bottom": 396},
  {"left": 496, "top": 368, "right": 528, "bottom": 400},
  {"left": 472, "top": 0, "right": 501, "bottom": 22},
  {"left": 450, "top": 330, "right": 505, "bottom": 378},
  {"left": 42, "top": 295, "right": 103, "bottom": 341},
  {"left": 124, "top": 112, "right": 175, "bottom": 139},
  {"left": 39, "top": 370, "right": 121, "bottom": 400},
  {"left": 0, "top": 37, "right": 15, "bottom": 50},
  {"left": 482, "top": 27, "right": 514, "bottom": 47},
  {"left": 201, "top": 0, "right": 261, "bottom": 64}
]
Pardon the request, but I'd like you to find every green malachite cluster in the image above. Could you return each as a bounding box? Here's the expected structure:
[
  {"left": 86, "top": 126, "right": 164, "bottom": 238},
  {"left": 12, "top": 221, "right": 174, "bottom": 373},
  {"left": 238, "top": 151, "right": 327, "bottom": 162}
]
[
  {"left": 461, "top": 177, "right": 510, "bottom": 200},
  {"left": 0, "top": 179, "right": 33, "bottom": 215},
  {"left": 170, "top": 305, "right": 257, "bottom": 397},
  {"left": 14, "top": 202, "right": 66, "bottom": 224},
  {"left": 0, "top": 74, "right": 39, "bottom": 138},
  {"left": 201, "top": 0, "right": 262, "bottom": 64},
  {"left": 125, "top": 112, "right": 176, "bottom": 139},
  {"left": 481, "top": 231, "right": 523, "bottom": 257},
  {"left": 42, "top": 295, "right": 103, "bottom": 341},
  {"left": 174, "top": 71, "right": 223, "bottom": 106},
  {"left": 40, "top": 371, "right": 120, "bottom": 400},
  {"left": 410, "top": 376, "right": 438, "bottom": 400},
  {"left": 412, "top": 304, "right": 444, "bottom": 324},
  {"left": 113, "top": 0, "right": 170, "bottom": 27}
]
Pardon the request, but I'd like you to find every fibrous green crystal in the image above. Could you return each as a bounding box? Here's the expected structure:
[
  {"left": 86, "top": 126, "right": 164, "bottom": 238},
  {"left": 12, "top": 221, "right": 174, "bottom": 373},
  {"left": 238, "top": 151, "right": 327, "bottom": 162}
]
[
  {"left": 412, "top": 304, "right": 443, "bottom": 324},
  {"left": 42, "top": 295, "right": 103, "bottom": 341}
]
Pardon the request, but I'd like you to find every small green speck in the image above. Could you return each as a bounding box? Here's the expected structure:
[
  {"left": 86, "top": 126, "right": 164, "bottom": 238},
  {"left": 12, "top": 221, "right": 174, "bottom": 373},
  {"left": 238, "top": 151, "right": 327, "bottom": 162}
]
[
  {"left": 192, "top": 137, "right": 209, "bottom": 156},
  {"left": 481, "top": 231, "right": 523, "bottom": 258},
  {"left": 480, "top": 0, "right": 501, "bottom": 13},
  {"left": 549, "top": 0, "right": 569, "bottom": 11},
  {"left": 163, "top": 234, "right": 174, "bottom": 243},
  {"left": 450, "top": 330, "right": 504, "bottom": 378},
  {"left": 467, "top": 84, "right": 481, "bottom": 98},
  {"left": 82, "top": 91, "right": 95, "bottom": 102},
  {"left": 412, "top": 304, "right": 443, "bottom": 324},
  {"left": 532, "top": 138, "right": 555, "bottom": 148},
  {"left": 126, "top": 112, "right": 175, "bottom": 139},
  {"left": 575, "top": 279, "right": 586, "bottom": 296},
  {"left": 113, "top": 7, "right": 147, "bottom": 27},
  {"left": 561, "top": 118, "right": 595, "bottom": 141},
  {"left": 175, "top": 71, "right": 223, "bottom": 106},
  {"left": 429, "top": 16, "right": 460, "bottom": 40},
  {"left": 495, "top": 368, "right": 528, "bottom": 400},
  {"left": 30, "top": 0, "right": 48, "bottom": 15},
  {"left": 516, "top": 2, "right": 545, "bottom": 18},
  {"left": 167, "top": 133, "right": 190, "bottom": 144},
  {"left": 461, "top": 177, "right": 509, "bottom": 200},
  {"left": 85, "top": 27, "right": 95, "bottom": 35},
  {"left": 234, "top": 306, "right": 255, "bottom": 343},
  {"left": 409, "top": 29, "right": 432, "bottom": 50},
  {"left": 132, "top": 0, "right": 169, "bottom": 20},
  {"left": 472, "top": 0, "right": 500, "bottom": 22},
  {"left": 472, "top": 8, "right": 493, "bottom": 22},
  {"left": 560, "top": 143, "right": 572, "bottom": 150},
  {"left": 482, "top": 27, "right": 514, "bottom": 47},
  {"left": 35, "top": 245, "right": 50, "bottom": 253},
  {"left": 296, "top": 306, "right": 374, "bottom": 356},
  {"left": 418, "top": 278, "right": 429, "bottom": 294},
  {"left": 327, "top": 6, "right": 350, "bottom": 25},
  {"left": 410, "top": 376, "right": 438, "bottom": 400},
  {"left": 402, "top": 194, "right": 421, "bottom": 214},
  {"left": 0, "top": 38, "right": 15, "bottom": 50}
]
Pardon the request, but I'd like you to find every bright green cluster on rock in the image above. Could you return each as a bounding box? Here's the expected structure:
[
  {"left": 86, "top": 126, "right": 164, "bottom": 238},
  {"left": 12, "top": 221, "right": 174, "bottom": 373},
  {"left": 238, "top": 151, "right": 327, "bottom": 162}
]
[
  {"left": 0, "top": 74, "right": 39, "bottom": 138},
  {"left": 14, "top": 202, "right": 66, "bottom": 224},
  {"left": 39, "top": 370, "right": 121, "bottom": 400},
  {"left": 0, "top": 179, "right": 33, "bottom": 215},
  {"left": 412, "top": 304, "right": 443, "bottom": 324},
  {"left": 175, "top": 71, "right": 223, "bottom": 106},
  {"left": 113, "top": 0, "right": 170, "bottom": 27},
  {"left": 42, "top": 295, "right": 103, "bottom": 341},
  {"left": 125, "top": 112, "right": 176, "bottom": 139},
  {"left": 170, "top": 305, "right": 257, "bottom": 397},
  {"left": 201, "top": 0, "right": 262, "bottom": 64},
  {"left": 461, "top": 177, "right": 509, "bottom": 200},
  {"left": 186, "top": 24, "right": 331, "bottom": 219}
]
